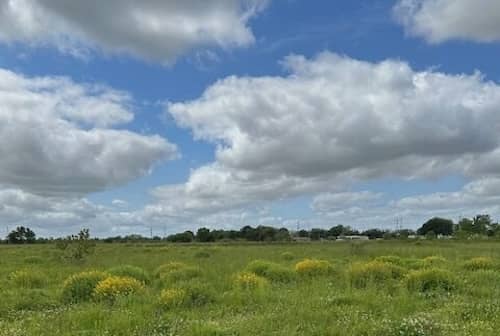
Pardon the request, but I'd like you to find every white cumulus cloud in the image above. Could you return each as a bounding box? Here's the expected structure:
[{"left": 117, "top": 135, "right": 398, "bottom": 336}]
[
  {"left": 0, "top": 0, "right": 268, "bottom": 63},
  {"left": 0, "top": 68, "right": 178, "bottom": 197},
  {"left": 394, "top": 0, "right": 500, "bottom": 43},
  {"left": 152, "top": 52, "right": 500, "bottom": 219}
]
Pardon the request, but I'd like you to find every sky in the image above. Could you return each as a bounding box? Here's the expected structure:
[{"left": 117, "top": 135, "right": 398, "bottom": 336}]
[{"left": 2, "top": 0, "right": 500, "bottom": 237}]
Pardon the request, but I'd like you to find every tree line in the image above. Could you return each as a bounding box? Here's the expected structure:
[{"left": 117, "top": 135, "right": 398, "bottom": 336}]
[{"left": 3, "top": 214, "right": 499, "bottom": 244}]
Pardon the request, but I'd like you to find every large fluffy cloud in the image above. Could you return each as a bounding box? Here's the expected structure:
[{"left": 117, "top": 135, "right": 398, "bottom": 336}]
[
  {"left": 0, "top": 68, "right": 177, "bottom": 197},
  {"left": 0, "top": 0, "right": 267, "bottom": 62},
  {"left": 394, "top": 0, "right": 500, "bottom": 43},
  {"left": 154, "top": 52, "right": 500, "bottom": 218}
]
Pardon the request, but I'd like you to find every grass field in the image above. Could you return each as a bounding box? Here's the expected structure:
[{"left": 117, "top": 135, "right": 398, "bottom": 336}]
[{"left": 1, "top": 240, "right": 500, "bottom": 335}]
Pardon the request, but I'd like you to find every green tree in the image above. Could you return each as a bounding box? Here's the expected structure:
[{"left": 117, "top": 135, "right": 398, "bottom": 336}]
[
  {"left": 310, "top": 228, "right": 328, "bottom": 241},
  {"left": 328, "top": 225, "right": 345, "bottom": 237},
  {"left": 196, "top": 228, "right": 213, "bottom": 242},
  {"left": 417, "top": 217, "right": 453, "bottom": 236},
  {"left": 56, "top": 229, "right": 96, "bottom": 261},
  {"left": 7, "top": 226, "right": 36, "bottom": 244}
]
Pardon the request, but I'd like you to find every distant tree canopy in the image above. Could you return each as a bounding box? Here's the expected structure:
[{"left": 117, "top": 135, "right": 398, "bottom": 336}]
[
  {"left": 417, "top": 217, "right": 454, "bottom": 236},
  {"left": 7, "top": 226, "right": 36, "bottom": 244},
  {"left": 457, "top": 215, "right": 499, "bottom": 236},
  {"left": 5, "top": 214, "right": 500, "bottom": 245},
  {"left": 166, "top": 231, "right": 195, "bottom": 243}
]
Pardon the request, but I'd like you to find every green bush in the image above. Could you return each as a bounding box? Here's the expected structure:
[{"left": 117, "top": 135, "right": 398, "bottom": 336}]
[
  {"left": 348, "top": 261, "right": 405, "bottom": 288},
  {"left": 246, "top": 260, "right": 296, "bottom": 283},
  {"left": 463, "top": 257, "right": 495, "bottom": 271},
  {"left": 402, "top": 258, "right": 426, "bottom": 270},
  {"left": 194, "top": 251, "right": 211, "bottom": 259},
  {"left": 154, "top": 262, "right": 190, "bottom": 278},
  {"left": 107, "top": 265, "right": 150, "bottom": 284},
  {"left": 423, "top": 256, "right": 447, "bottom": 267},
  {"left": 23, "top": 256, "right": 44, "bottom": 264},
  {"left": 10, "top": 289, "right": 58, "bottom": 311},
  {"left": 159, "top": 267, "right": 202, "bottom": 285},
  {"left": 281, "top": 252, "right": 294, "bottom": 261},
  {"left": 405, "top": 268, "right": 457, "bottom": 293},
  {"left": 9, "top": 269, "right": 48, "bottom": 289},
  {"left": 61, "top": 271, "right": 109, "bottom": 303}
]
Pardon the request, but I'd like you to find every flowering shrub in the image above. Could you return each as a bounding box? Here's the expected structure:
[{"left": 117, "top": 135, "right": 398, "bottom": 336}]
[
  {"left": 158, "top": 283, "right": 215, "bottom": 309},
  {"left": 246, "top": 260, "right": 296, "bottom": 283},
  {"left": 107, "top": 265, "right": 150, "bottom": 284},
  {"left": 463, "top": 257, "right": 495, "bottom": 271},
  {"left": 233, "top": 272, "right": 268, "bottom": 290},
  {"left": 348, "top": 261, "right": 405, "bottom": 288},
  {"left": 295, "top": 259, "right": 334, "bottom": 277},
  {"left": 405, "top": 268, "right": 457, "bottom": 293},
  {"left": 61, "top": 271, "right": 109, "bottom": 303},
  {"left": 158, "top": 288, "right": 187, "bottom": 309},
  {"left": 93, "top": 276, "right": 144, "bottom": 301},
  {"left": 9, "top": 269, "right": 47, "bottom": 289}
]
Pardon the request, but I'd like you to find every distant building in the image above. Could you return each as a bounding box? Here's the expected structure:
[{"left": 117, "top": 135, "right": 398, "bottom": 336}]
[
  {"left": 293, "top": 236, "right": 311, "bottom": 242},
  {"left": 337, "top": 235, "right": 369, "bottom": 241}
]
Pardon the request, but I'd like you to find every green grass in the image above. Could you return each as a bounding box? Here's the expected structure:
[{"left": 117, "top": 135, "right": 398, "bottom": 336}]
[{"left": 1, "top": 240, "right": 500, "bottom": 335}]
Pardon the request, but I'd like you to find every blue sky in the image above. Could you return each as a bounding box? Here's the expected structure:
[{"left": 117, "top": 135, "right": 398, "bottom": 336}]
[{"left": 1, "top": 0, "right": 500, "bottom": 237}]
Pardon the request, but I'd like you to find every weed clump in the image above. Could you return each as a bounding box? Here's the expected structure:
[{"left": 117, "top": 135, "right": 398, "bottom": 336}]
[
  {"left": 158, "top": 283, "right": 214, "bottom": 309},
  {"left": 61, "top": 271, "right": 109, "bottom": 303},
  {"left": 232, "top": 272, "right": 268, "bottom": 290},
  {"left": 374, "top": 256, "right": 404, "bottom": 266},
  {"left": 405, "top": 268, "right": 457, "bottom": 293},
  {"left": 246, "top": 260, "right": 296, "bottom": 283},
  {"left": 158, "top": 288, "right": 187, "bottom": 309},
  {"left": 386, "top": 314, "right": 441, "bottom": 336},
  {"left": 108, "top": 265, "right": 150, "bottom": 284},
  {"left": 155, "top": 262, "right": 202, "bottom": 285},
  {"left": 463, "top": 257, "right": 495, "bottom": 271},
  {"left": 23, "top": 256, "right": 44, "bottom": 264},
  {"left": 9, "top": 269, "right": 47, "bottom": 289},
  {"left": 154, "top": 262, "right": 188, "bottom": 277},
  {"left": 93, "top": 276, "right": 144, "bottom": 302},
  {"left": 348, "top": 261, "right": 405, "bottom": 288},
  {"left": 295, "top": 259, "right": 334, "bottom": 277},
  {"left": 194, "top": 251, "right": 211, "bottom": 259},
  {"left": 423, "top": 256, "right": 447, "bottom": 267},
  {"left": 281, "top": 252, "right": 294, "bottom": 261}
]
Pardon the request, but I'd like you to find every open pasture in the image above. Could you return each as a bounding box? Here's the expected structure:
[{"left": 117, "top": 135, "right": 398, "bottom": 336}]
[{"left": 1, "top": 241, "right": 500, "bottom": 335}]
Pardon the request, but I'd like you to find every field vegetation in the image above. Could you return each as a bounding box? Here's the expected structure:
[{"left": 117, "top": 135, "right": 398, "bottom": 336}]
[{"left": 1, "top": 240, "right": 500, "bottom": 335}]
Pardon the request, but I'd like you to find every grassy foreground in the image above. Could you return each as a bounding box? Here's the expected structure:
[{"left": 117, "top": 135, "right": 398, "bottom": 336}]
[{"left": 1, "top": 240, "right": 500, "bottom": 335}]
